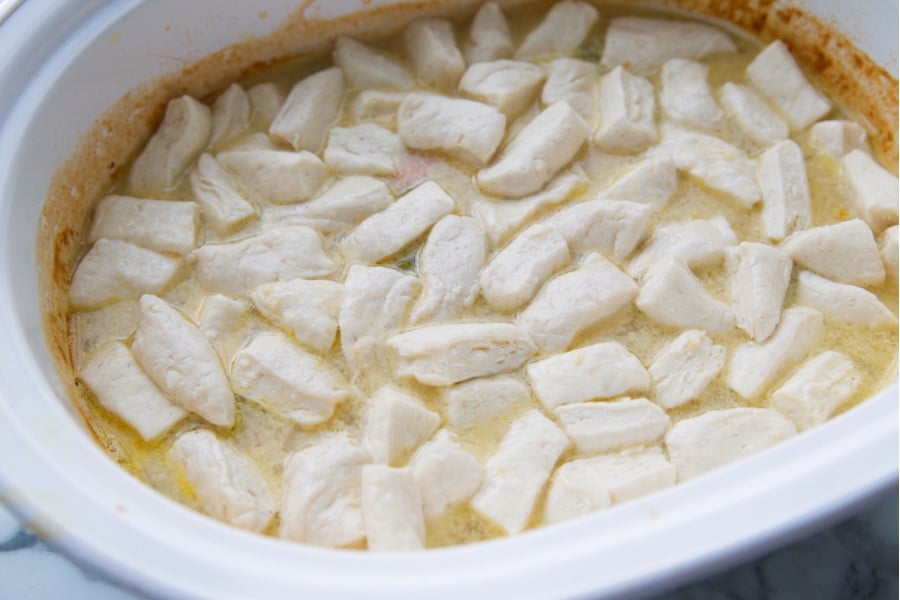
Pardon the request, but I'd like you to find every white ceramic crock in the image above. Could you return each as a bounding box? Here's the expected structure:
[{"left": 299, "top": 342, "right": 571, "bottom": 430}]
[{"left": 0, "top": 1, "right": 896, "bottom": 598}]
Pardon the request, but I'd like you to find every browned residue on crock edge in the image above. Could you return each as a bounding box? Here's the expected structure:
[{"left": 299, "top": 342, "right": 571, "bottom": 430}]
[{"left": 37, "top": 0, "right": 899, "bottom": 439}]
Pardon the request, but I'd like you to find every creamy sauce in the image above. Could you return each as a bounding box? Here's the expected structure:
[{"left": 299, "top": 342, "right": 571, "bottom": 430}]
[{"left": 67, "top": 1, "right": 898, "bottom": 549}]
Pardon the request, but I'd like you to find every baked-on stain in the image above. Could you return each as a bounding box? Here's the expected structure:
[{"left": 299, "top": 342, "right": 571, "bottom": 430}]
[{"left": 38, "top": 0, "right": 899, "bottom": 440}]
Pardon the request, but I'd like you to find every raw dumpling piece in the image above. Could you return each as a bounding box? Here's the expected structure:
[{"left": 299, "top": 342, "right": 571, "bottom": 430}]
[
  {"left": 333, "top": 37, "right": 413, "bottom": 90},
  {"left": 841, "top": 150, "right": 899, "bottom": 234},
  {"left": 728, "top": 307, "right": 823, "bottom": 399},
  {"left": 795, "top": 271, "right": 896, "bottom": 329},
  {"left": 601, "top": 17, "right": 737, "bottom": 73},
  {"left": 131, "top": 295, "right": 234, "bottom": 426},
  {"left": 339, "top": 265, "right": 420, "bottom": 371},
  {"left": 772, "top": 352, "right": 861, "bottom": 431},
  {"left": 88, "top": 195, "right": 197, "bottom": 255},
  {"left": 459, "top": 60, "right": 545, "bottom": 118},
  {"left": 543, "top": 199, "right": 652, "bottom": 258},
  {"left": 324, "top": 123, "right": 405, "bottom": 176},
  {"left": 477, "top": 101, "right": 589, "bottom": 197},
  {"left": 554, "top": 398, "right": 670, "bottom": 455},
  {"left": 411, "top": 215, "right": 486, "bottom": 324},
  {"left": 441, "top": 374, "right": 531, "bottom": 429},
  {"left": 79, "top": 341, "right": 186, "bottom": 441},
  {"left": 270, "top": 64, "right": 343, "bottom": 150},
  {"left": 473, "top": 171, "right": 584, "bottom": 244},
  {"left": 515, "top": 1, "right": 599, "bottom": 60},
  {"left": 636, "top": 258, "right": 735, "bottom": 333},
  {"left": 263, "top": 176, "right": 393, "bottom": 234},
  {"left": 130, "top": 95, "right": 211, "bottom": 191},
  {"left": 471, "top": 410, "right": 570, "bottom": 534},
  {"left": 397, "top": 94, "right": 506, "bottom": 166},
  {"left": 410, "top": 430, "right": 484, "bottom": 518},
  {"left": 659, "top": 59, "right": 724, "bottom": 131},
  {"left": 364, "top": 385, "right": 441, "bottom": 466},
  {"left": 649, "top": 330, "right": 725, "bottom": 409},
  {"left": 190, "top": 225, "right": 336, "bottom": 296},
  {"left": 388, "top": 323, "right": 537, "bottom": 386},
  {"left": 170, "top": 430, "right": 274, "bottom": 533},
  {"left": 665, "top": 408, "right": 797, "bottom": 480},
  {"left": 341, "top": 180, "right": 455, "bottom": 263},
  {"left": 718, "top": 82, "right": 789, "bottom": 148},
  {"left": 757, "top": 140, "right": 812, "bottom": 240},
  {"left": 650, "top": 124, "right": 760, "bottom": 208},
  {"left": 196, "top": 294, "right": 247, "bottom": 358},
  {"left": 351, "top": 90, "right": 407, "bottom": 126},
  {"left": 465, "top": 2, "right": 513, "bottom": 64},
  {"left": 541, "top": 58, "right": 595, "bottom": 121},
  {"left": 247, "top": 82, "right": 285, "bottom": 127},
  {"left": 405, "top": 18, "right": 465, "bottom": 90},
  {"left": 593, "top": 66, "right": 656, "bottom": 154},
  {"left": 727, "top": 242, "right": 793, "bottom": 341},
  {"left": 746, "top": 40, "right": 831, "bottom": 131},
  {"left": 881, "top": 226, "right": 899, "bottom": 280},
  {"left": 544, "top": 448, "right": 676, "bottom": 524},
  {"left": 209, "top": 84, "right": 250, "bottom": 147},
  {"left": 231, "top": 331, "right": 348, "bottom": 426},
  {"left": 361, "top": 465, "right": 425, "bottom": 551},
  {"left": 518, "top": 253, "right": 638, "bottom": 353},
  {"left": 69, "top": 239, "right": 182, "bottom": 310},
  {"left": 251, "top": 279, "right": 343, "bottom": 353},
  {"left": 603, "top": 156, "right": 678, "bottom": 209},
  {"left": 217, "top": 149, "right": 326, "bottom": 205},
  {"left": 190, "top": 154, "right": 259, "bottom": 235},
  {"left": 810, "top": 120, "right": 869, "bottom": 160},
  {"left": 781, "top": 219, "right": 885, "bottom": 287},
  {"left": 629, "top": 216, "right": 737, "bottom": 278},
  {"left": 527, "top": 342, "right": 649, "bottom": 410},
  {"left": 480, "top": 224, "right": 570, "bottom": 312},
  {"left": 280, "top": 434, "right": 368, "bottom": 548}
]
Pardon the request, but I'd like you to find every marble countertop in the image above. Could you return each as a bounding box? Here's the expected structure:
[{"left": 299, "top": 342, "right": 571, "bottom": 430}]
[{"left": 0, "top": 492, "right": 896, "bottom": 599}]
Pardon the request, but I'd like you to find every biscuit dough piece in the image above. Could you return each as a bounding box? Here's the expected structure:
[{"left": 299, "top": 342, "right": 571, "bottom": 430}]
[
  {"left": 718, "top": 82, "right": 789, "bottom": 148},
  {"left": 728, "top": 307, "right": 824, "bottom": 399},
  {"left": 280, "top": 434, "right": 368, "bottom": 548},
  {"left": 527, "top": 342, "right": 649, "bottom": 410},
  {"left": 636, "top": 257, "right": 735, "bottom": 333},
  {"left": 544, "top": 447, "right": 675, "bottom": 524},
  {"left": 810, "top": 120, "right": 869, "bottom": 161},
  {"left": 459, "top": 59, "right": 545, "bottom": 118},
  {"left": 477, "top": 101, "right": 589, "bottom": 197},
  {"left": 190, "top": 226, "right": 336, "bottom": 296},
  {"left": 79, "top": 341, "right": 186, "bottom": 441},
  {"left": 541, "top": 58, "right": 595, "bottom": 121},
  {"left": 781, "top": 219, "right": 886, "bottom": 287},
  {"left": 518, "top": 253, "right": 638, "bottom": 353},
  {"left": 471, "top": 410, "right": 570, "bottom": 534},
  {"left": 440, "top": 374, "right": 532, "bottom": 429},
  {"left": 217, "top": 149, "right": 326, "bottom": 205},
  {"left": 665, "top": 408, "right": 797, "bottom": 480},
  {"left": 69, "top": 240, "right": 182, "bottom": 311},
  {"left": 231, "top": 331, "right": 349, "bottom": 426},
  {"left": 746, "top": 40, "right": 831, "bottom": 131},
  {"left": 649, "top": 330, "right": 726, "bottom": 409},
  {"left": 361, "top": 466, "right": 426, "bottom": 551},
  {"left": 601, "top": 16, "right": 737, "bottom": 73},
  {"left": 757, "top": 140, "right": 812, "bottom": 241},
  {"left": 88, "top": 195, "right": 197, "bottom": 255},
  {"left": 727, "top": 242, "right": 793, "bottom": 342},
  {"left": 629, "top": 216, "right": 737, "bottom": 278},
  {"left": 130, "top": 95, "right": 211, "bottom": 191},
  {"left": 659, "top": 59, "right": 724, "bottom": 132},
  {"left": 170, "top": 429, "right": 275, "bottom": 533},
  {"left": 593, "top": 66, "right": 657, "bottom": 154},
  {"left": 554, "top": 398, "right": 670, "bottom": 455},
  {"left": 515, "top": 1, "right": 599, "bottom": 60},
  {"left": 209, "top": 84, "right": 251, "bottom": 147},
  {"left": 795, "top": 271, "right": 897, "bottom": 329},
  {"left": 409, "top": 430, "right": 484, "bottom": 519},
  {"left": 388, "top": 323, "right": 537, "bottom": 386},
  {"left": 333, "top": 36, "right": 413, "bottom": 90},
  {"left": 251, "top": 279, "right": 344, "bottom": 353},
  {"left": 189, "top": 154, "right": 259, "bottom": 235},
  {"left": 841, "top": 149, "right": 900, "bottom": 234},
  {"left": 771, "top": 351, "right": 861, "bottom": 431},
  {"left": 480, "top": 224, "right": 570, "bottom": 312},
  {"left": 364, "top": 385, "right": 441, "bottom": 466},
  {"left": 340, "top": 180, "right": 455, "bottom": 264},
  {"left": 465, "top": 2, "right": 514, "bottom": 64},
  {"left": 405, "top": 18, "right": 466, "bottom": 90}
]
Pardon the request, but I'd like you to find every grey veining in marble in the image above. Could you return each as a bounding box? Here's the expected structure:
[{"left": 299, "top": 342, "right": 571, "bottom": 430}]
[{"left": 0, "top": 493, "right": 896, "bottom": 599}]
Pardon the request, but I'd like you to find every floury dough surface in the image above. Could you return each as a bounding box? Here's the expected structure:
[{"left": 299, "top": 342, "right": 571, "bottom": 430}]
[{"left": 66, "top": 1, "right": 899, "bottom": 550}]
